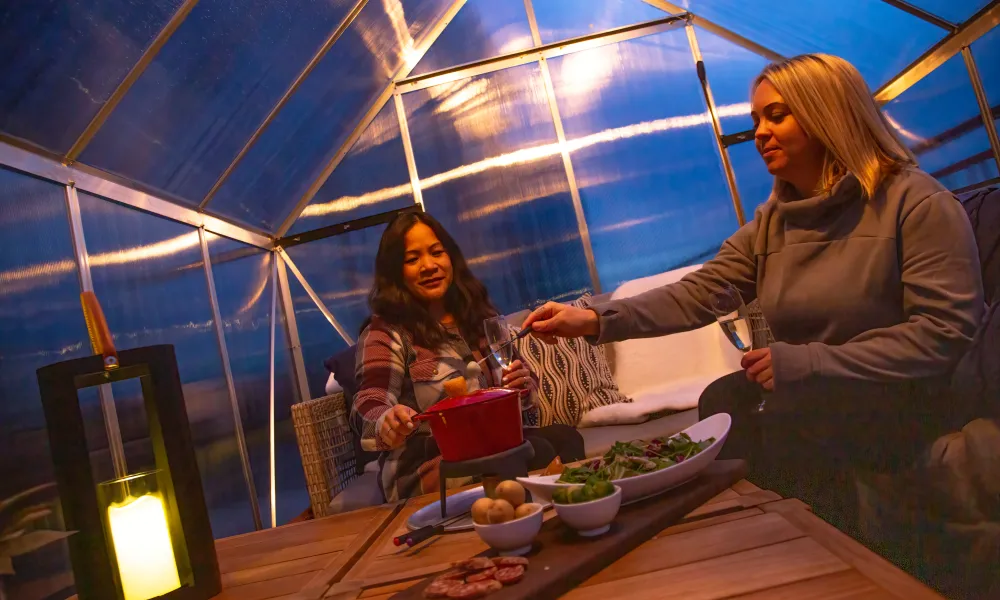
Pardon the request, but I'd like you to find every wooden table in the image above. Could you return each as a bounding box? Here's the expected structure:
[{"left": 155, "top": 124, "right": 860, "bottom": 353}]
[{"left": 213, "top": 479, "right": 944, "bottom": 600}]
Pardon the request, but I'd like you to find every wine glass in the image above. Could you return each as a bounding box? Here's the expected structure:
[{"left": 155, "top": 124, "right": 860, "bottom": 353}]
[
  {"left": 710, "top": 285, "right": 765, "bottom": 412},
  {"left": 483, "top": 316, "right": 514, "bottom": 372}
]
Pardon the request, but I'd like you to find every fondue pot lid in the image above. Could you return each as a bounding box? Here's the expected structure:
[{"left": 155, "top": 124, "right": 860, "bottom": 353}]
[{"left": 428, "top": 387, "right": 518, "bottom": 412}]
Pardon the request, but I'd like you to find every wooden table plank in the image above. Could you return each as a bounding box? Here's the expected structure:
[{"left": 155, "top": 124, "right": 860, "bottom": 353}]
[
  {"left": 214, "top": 571, "right": 319, "bottom": 600},
  {"left": 659, "top": 507, "right": 763, "bottom": 536},
  {"left": 775, "top": 507, "right": 943, "bottom": 600},
  {"left": 212, "top": 504, "right": 397, "bottom": 600},
  {"left": 727, "top": 570, "right": 893, "bottom": 600},
  {"left": 581, "top": 512, "right": 806, "bottom": 586},
  {"left": 562, "top": 537, "right": 850, "bottom": 600},
  {"left": 221, "top": 554, "right": 332, "bottom": 588}
]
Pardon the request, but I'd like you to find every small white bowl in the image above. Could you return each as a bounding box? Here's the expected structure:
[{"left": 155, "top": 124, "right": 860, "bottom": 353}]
[
  {"left": 473, "top": 504, "right": 543, "bottom": 556},
  {"left": 553, "top": 485, "right": 622, "bottom": 537}
]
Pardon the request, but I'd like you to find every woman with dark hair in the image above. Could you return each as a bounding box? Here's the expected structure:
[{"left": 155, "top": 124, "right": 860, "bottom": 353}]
[{"left": 354, "top": 212, "right": 584, "bottom": 501}]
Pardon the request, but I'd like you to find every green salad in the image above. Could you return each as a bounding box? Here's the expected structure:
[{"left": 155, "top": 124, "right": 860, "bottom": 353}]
[{"left": 557, "top": 432, "right": 715, "bottom": 484}]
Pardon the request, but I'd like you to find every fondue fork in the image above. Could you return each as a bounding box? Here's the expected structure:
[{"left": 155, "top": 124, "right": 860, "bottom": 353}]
[
  {"left": 477, "top": 327, "right": 533, "bottom": 366},
  {"left": 394, "top": 511, "right": 470, "bottom": 547}
]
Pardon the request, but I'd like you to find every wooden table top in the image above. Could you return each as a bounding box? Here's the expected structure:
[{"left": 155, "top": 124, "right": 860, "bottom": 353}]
[{"left": 213, "top": 478, "right": 944, "bottom": 600}]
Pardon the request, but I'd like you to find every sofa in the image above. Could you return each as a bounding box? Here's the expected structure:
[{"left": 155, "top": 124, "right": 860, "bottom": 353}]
[{"left": 322, "top": 264, "right": 750, "bottom": 513}]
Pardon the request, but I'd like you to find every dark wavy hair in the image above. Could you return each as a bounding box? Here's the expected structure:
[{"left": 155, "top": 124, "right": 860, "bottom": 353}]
[{"left": 367, "top": 212, "right": 497, "bottom": 349}]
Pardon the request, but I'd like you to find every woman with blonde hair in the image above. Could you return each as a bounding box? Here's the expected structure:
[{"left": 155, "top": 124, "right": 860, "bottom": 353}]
[{"left": 522, "top": 54, "right": 984, "bottom": 528}]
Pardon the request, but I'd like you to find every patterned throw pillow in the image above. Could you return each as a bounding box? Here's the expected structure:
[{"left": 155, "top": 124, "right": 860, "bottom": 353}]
[{"left": 512, "top": 294, "right": 632, "bottom": 426}]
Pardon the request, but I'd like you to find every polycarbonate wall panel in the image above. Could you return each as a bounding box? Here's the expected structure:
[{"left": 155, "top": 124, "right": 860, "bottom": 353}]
[
  {"left": 905, "top": 0, "right": 991, "bottom": 24},
  {"left": 285, "top": 273, "right": 350, "bottom": 400},
  {"left": 548, "top": 30, "right": 738, "bottom": 291},
  {"left": 409, "top": 0, "right": 534, "bottom": 77},
  {"left": 285, "top": 227, "right": 382, "bottom": 341},
  {"left": 533, "top": 0, "right": 667, "bottom": 45},
  {"left": 403, "top": 63, "right": 593, "bottom": 312},
  {"left": 883, "top": 53, "right": 999, "bottom": 190},
  {"left": 81, "top": 0, "right": 356, "bottom": 206},
  {"left": 696, "top": 30, "right": 768, "bottom": 135},
  {"left": 0, "top": 0, "right": 183, "bottom": 154},
  {"left": 0, "top": 168, "right": 87, "bottom": 597},
  {"left": 682, "top": 0, "right": 943, "bottom": 88},
  {"left": 729, "top": 141, "right": 773, "bottom": 217},
  {"left": 292, "top": 101, "right": 414, "bottom": 234},
  {"left": 76, "top": 193, "right": 255, "bottom": 538},
  {"left": 206, "top": 236, "right": 305, "bottom": 526},
  {"left": 209, "top": 0, "right": 453, "bottom": 231}
]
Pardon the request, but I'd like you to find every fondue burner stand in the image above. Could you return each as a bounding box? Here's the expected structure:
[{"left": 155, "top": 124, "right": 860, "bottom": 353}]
[{"left": 438, "top": 440, "right": 534, "bottom": 517}]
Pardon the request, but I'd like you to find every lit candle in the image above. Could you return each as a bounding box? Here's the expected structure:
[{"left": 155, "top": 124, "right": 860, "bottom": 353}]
[{"left": 107, "top": 494, "right": 182, "bottom": 600}]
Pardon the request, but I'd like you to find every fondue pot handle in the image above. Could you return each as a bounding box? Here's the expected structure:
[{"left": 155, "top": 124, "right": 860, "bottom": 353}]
[{"left": 411, "top": 412, "right": 432, "bottom": 422}]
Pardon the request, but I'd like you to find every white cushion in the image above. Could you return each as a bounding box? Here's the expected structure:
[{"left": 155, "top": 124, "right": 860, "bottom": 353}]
[
  {"left": 325, "top": 373, "right": 343, "bottom": 395},
  {"left": 579, "top": 409, "right": 698, "bottom": 458},
  {"left": 327, "top": 471, "right": 383, "bottom": 514},
  {"left": 607, "top": 264, "right": 744, "bottom": 409},
  {"left": 578, "top": 375, "right": 724, "bottom": 427}
]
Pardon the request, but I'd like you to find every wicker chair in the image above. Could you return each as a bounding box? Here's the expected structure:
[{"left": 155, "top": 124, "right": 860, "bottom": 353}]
[{"left": 291, "top": 393, "right": 359, "bottom": 518}]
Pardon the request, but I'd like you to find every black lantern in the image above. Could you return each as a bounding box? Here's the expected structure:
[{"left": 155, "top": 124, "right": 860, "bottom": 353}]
[{"left": 36, "top": 343, "right": 221, "bottom": 600}]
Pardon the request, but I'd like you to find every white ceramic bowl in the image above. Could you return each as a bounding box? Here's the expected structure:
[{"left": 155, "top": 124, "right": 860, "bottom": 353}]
[
  {"left": 473, "top": 504, "right": 543, "bottom": 556},
  {"left": 553, "top": 485, "right": 622, "bottom": 536},
  {"left": 518, "top": 413, "right": 731, "bottom": 505}
]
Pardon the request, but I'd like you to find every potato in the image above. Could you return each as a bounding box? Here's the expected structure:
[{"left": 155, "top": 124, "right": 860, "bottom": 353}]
[
  {"left": 494, "top": 480, "right": 525, "bottom": 507},
  {"left": 514, "top": 502, "right": 540, "bottom": 520},
  {"left": 471, "top": 498, "right": 494, "bottom": 525},
  {"left": 487, "top": 499, "right": 515, "bottom": 524}
]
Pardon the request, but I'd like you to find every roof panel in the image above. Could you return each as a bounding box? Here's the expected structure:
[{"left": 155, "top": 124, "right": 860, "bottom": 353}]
[
  {"left": 290, "top": 100, "right": 414, "bottom": 234},
  {"left": 682, "top": 0, "right": 945, "bottom": 88},
  {"left": 694, "top": 29, "right": 769, "bottom": 135},
  {"left": 882, "top": 52, "right": 997, "bottom": 187},
  {"left": 533, "top": 0, "right": 667, "bottom": 45},
  {"left": 207, "top": 0, "right": 453, "bottom": 232},
  {"left": 0, "top": 0, "right": 183, "bottom": 154},
  {"left": 79, "top": 0, "right": 356, "bottom": 207},
  {"left": 901, "top": 0, "right": 991, "bottom": 25},
  {"left": 409, "top": 0, "right": 534, "bottom": 77}
]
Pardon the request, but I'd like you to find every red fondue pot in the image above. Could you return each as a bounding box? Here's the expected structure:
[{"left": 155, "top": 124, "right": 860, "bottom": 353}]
[{"left": 412, "top": 388, "right": 523, "bottom": 462}]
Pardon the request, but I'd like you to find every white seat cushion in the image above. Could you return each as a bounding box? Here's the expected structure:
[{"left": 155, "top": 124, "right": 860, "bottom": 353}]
[
  {"left": 327, "top": 470, "right": 384, "bottom": 514},
  {"left": 579, "top": 409, "right": 698, "bottom": 458},
  {"left": 607, "top": 264, "right": 744, "bottom": 410},
  {"left": 577, "top": 374, "right": 725, "bottom": 427}
]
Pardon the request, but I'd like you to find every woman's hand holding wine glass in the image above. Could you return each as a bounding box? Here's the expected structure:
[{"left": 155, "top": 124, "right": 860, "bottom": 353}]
[{"left": 710, "top": 285, "right": 770, "bottom": 408}]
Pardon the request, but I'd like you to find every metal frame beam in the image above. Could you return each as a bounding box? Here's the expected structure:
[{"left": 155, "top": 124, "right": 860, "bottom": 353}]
[
  {"left": 277, "top": 249, "right": 354, "bottom": 345},
  {"left": 275, "top": 253, "right": 311, "bottom": 403},
  {"left": 278, "top": 204, "right": 422, "bottom": 248},
  {"left": 199, "top": 228, "right": 263, "bottom": 531},
  {"left": 268, "top": 255, "right": 278, "bottom": 528},
  {"left": 524, "top": 0, "right": 602, "bottom": 294},
  {"left": 962, "top": 47, "right": 1000, "bottom": 175},
  {"left": 275, "top": 0, "right": 469, "bottom": 237},
  {"left": 642, "top": 0, "right": 785, "bottom": 62},
  {"left": 686, "top": 26, "right": 746, "bottom": 226},
  {"left": 875, "top": 1, "right": 1000, "bottom": 103},
  {"left": 64, "top": 183, "right": 128, "bottom": 481},
  {"left": 200, "top": 0, "right": 370, "bottom": 210},
  {"left": 394, "top": 93, "right": 425, "bottom": 211},
  {"left": 66, "top": 0, "right": 201, "bottom": 161},
  {"left": 0, "top": 140, "right": 272, "bottom": 249},
  {"left": 877, "top": 0, "right": 957, "bottom": 31},
  {"left": 396, "top": 14, "right": 690, "bottom": 93}
]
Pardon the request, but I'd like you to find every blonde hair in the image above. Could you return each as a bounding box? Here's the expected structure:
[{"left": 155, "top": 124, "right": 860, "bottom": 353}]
[{"left": 753, "top": 54, "right": 916, "bottom": 199}]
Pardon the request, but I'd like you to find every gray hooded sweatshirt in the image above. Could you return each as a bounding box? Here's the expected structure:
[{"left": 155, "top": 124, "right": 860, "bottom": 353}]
[{"left": 590, "top": 168, "right": 984, "bottom": 388}]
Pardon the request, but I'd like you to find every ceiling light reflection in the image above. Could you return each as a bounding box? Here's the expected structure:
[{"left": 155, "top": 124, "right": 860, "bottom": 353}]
[{"left": 303, "top": 102, "right": 752, "bottom": 220}]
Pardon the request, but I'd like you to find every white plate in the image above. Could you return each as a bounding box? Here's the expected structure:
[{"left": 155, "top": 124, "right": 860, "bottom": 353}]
[
  {"left": 407, "top": 486, "right": 551, "bottom": 532},
  {"left": 517, "top": 413, "right": 731, "bottom": 505}
]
